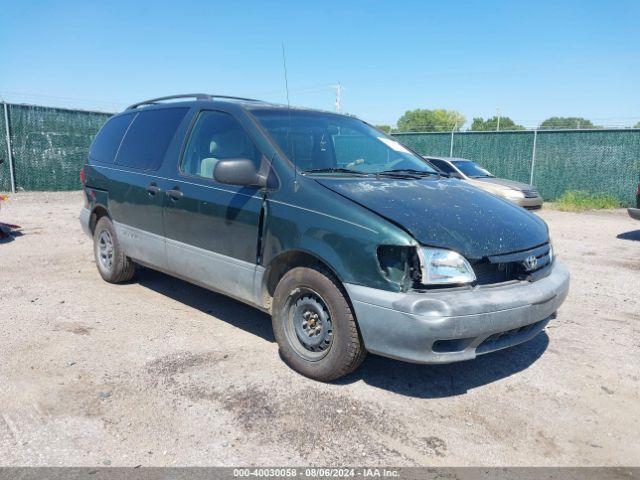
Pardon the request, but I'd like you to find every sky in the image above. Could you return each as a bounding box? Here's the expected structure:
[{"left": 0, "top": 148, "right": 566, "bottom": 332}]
[{"left": 0, "top": 0, "right": 638, "bottom": 128}]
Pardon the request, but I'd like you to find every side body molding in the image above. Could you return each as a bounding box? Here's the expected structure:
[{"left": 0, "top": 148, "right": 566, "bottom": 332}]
[{"left": 114, "top": 221, "right": 266, "bottom": 310}]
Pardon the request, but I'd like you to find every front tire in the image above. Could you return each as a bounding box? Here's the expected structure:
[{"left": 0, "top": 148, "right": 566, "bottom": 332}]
[
  {"left": 272, "top": 266, "right": 366, "bottom": 381},
  {"left": 93, "top": 216, "right": 135, "bottom": 283}
]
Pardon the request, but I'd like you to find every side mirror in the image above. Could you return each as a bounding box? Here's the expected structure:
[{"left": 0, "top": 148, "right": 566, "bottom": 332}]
[
  {"left": 448, "top": 171, "right": 463, "bottom": 179},
  {"left": 214, "top": 158, "right": 266, "bottom": 187}
]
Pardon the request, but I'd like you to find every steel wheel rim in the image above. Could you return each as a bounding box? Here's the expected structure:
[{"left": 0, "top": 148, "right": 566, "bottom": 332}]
[
  {"left": 284, "top": 287, "right": 333, "bottom": 361},
  {"left": 98, "top": 230, "right": 114, "bottom": 271}
]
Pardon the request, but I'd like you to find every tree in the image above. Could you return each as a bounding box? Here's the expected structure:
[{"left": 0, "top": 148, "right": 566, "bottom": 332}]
[
  {"left": 634, "top": 121, "right": 640, "bottom": 129},
  {"left": 539, "top": 117, "right": 596, "bottom": 130},
  {"left": 396, "top": 109, "right": 466, "bottom": 132},
  {"left": 375, "top": 125, "right": 392, "bottom": 133},
  {"left": 470, "top": 116, "right": 525, "bottom": 131}
]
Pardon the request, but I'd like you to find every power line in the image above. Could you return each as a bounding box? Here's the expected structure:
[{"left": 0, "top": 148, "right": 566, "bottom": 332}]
[
  {"left": 0, "top": 91, "right": 121, "bottom": 113},
  {"left": 1, "top": 90, "right": 638, "bottom": 130}
]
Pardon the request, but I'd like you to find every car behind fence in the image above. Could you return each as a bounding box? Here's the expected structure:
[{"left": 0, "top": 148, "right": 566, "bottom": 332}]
[{"left": 1, "top": 102, "right": 639, "bottom": 206}]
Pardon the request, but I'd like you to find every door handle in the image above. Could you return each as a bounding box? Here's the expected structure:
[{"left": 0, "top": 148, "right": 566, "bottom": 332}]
[
  {"left": 146, "top": 183, "right": 161, "bottom": 195},
  {"left": 166, "top": 188, "right": 183, "bottom": 200}
]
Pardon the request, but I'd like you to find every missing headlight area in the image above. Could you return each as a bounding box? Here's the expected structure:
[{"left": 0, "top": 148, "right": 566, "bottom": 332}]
[{"left": 376, "top": 245, "right": 422, "bottom": 291}]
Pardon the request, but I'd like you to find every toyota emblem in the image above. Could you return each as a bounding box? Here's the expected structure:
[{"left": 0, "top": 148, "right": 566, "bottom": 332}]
[{"left": 523, "top": 255, "right": 538, "bottom": 271}]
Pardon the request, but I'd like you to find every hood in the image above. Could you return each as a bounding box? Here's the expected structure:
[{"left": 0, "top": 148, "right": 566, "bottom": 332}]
[
  {"left": 471, "top": 177, "right": 534, "bottom": 191},
  {"left": 315, "top": 177, "right": 548, "bottom": 259}
]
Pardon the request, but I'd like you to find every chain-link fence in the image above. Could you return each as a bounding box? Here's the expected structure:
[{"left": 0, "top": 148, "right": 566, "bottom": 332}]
[
  {"left": 394, "top": 129, "right": 640, "bottom": 206},
  {"left": 1, "top": 102, "right": 639, "bottom": 206}
]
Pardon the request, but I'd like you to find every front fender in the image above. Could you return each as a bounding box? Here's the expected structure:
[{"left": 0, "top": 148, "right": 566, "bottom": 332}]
[{"left": 261, "top": 197, "right": 416, "bottom": 292}]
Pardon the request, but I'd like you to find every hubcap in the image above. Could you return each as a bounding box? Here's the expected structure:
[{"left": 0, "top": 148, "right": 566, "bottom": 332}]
[
  {"left": 98, "top": 230, "right": 114, "bottom": 270},
  {"left": 285, "top": 288, "right": 333, "bottom": 360}
]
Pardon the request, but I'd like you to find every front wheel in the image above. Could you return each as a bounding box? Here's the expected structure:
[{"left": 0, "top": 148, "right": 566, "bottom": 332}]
[
  {"left": 272, "top": 266, "right": 366, "bottom": 381},
  {"left": 93, "top": 216, "right": 135, "bottom": 283}
]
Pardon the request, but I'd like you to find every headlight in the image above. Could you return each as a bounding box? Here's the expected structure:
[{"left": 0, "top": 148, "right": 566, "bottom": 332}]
[
  {"left": 503, "top": 189, "right": 525, "bottom": 199},
  {"left": 548, "top": 240, "right": 554, "bottom": 263},
  {"left": 418, "top": 248, "right": 476, "bottom": 285}
]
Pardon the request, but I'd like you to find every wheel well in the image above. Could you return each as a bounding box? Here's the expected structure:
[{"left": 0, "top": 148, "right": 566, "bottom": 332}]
[
  {"left": 262, "top": 250, "right": 364, "bottom": 345},
  {"left": 264, "top": 250, "right": 342, "bottom": 298},
  {"left": 89, "top": 206, "right": 110, "bottom": 234}
]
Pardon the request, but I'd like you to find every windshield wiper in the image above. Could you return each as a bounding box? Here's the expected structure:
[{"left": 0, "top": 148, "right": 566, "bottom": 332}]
[
  {"left": 304, "top": 168, "right": 371, "bottom": 176},
  {"left": 377, "top": 169, "right": 442, "bottom": 178}
]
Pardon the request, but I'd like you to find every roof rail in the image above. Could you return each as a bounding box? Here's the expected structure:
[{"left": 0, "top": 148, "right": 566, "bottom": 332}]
[
  {"left": 210, "top": 95, "right": 262, "bottom": 102},
  {"left": 126, "top": 94, "right": 212, "bottom": 110},
  {"left": 126, "top": 93, "right": 262, "bottom": 110}
]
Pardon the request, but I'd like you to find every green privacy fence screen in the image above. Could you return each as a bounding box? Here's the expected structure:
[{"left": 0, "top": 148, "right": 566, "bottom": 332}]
[
  {"left": 395, "top": 130, "right": 640, "bottom": 206},
  {"left": 0, "top": 103, "right": 111, "bottom": 192},
  {"left": 1, "top": 102, "right": 639, "bottom": 206}
]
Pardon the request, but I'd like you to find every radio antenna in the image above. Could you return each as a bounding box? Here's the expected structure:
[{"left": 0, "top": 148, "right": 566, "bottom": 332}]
[{"left": 281, "top": 42, "right": 298, "bottom": 189}]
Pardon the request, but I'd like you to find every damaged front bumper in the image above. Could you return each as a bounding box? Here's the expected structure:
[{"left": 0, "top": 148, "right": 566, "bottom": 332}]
[{"left": 345, "top": 261, "right": 570, "bottom": 364}]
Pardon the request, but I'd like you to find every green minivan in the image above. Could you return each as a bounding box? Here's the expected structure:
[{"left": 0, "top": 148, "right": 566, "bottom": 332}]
[{"left": 80, "top": 94, "right": 570, "bottom": 381}]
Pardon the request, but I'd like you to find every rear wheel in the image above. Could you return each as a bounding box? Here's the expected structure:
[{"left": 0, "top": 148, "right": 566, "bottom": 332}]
[
  {"left": 272, "top": 266, "right": 366, "bottom": 381},
  {"left": 93, "top": 216, "right": 135, "bottom": 283}
]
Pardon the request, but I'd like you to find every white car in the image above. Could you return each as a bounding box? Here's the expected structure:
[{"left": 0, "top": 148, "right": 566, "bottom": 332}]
[{"left": 425, "top": 156, "right": 543, "bottom": 209}]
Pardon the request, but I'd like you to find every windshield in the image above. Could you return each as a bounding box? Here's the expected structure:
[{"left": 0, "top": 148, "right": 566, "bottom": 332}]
[
  {"left": 251, "top": 109, "right": 437, "bottom": 175},
  {"left": 452, "top": 160, "right": 494, "bottom": 178}
]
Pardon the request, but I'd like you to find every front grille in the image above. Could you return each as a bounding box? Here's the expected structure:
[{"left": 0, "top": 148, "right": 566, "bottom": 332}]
[
  {"left": 523, "top": 189, "right": 540, "bottom": 198},
  {"left": 472, "top": 242, "right": 552, "bottom": 285},
  {"left": 473, "top": 262, "right": 509, "bottom": 284}
]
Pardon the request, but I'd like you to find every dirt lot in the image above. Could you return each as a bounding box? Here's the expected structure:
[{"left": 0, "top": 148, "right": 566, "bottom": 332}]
[{"left": 0, "top": 191, "right": 638, "bottom": 466}]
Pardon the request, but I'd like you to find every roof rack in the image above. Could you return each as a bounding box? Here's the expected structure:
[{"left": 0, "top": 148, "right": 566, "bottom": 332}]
[{"left": 126, "top": 93, "right": 261, "bottom": 110}]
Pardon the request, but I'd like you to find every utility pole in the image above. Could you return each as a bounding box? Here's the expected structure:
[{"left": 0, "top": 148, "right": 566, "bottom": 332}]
[
  {"left": 496, "top": 107, "right": 501, "bottom": 131},
  {"left": 331, "top": 83, "right": 344, "bottom": 112}
]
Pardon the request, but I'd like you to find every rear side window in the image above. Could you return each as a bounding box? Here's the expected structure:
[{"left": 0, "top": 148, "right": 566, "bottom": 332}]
[
  {"left": 89, "top": 113, "right": 134, "bottom": 164},
  {"left": 116, "top": 108, "right": 188, "bottom": 170}
]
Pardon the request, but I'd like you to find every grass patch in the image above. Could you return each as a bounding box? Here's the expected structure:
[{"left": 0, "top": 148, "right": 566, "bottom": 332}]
[{"left": 555, "top": 190, "right": 622, "bottom": 211}]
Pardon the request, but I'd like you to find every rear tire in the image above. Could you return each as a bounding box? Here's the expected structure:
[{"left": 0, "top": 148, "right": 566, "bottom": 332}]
[
  {"left": 93, "top": 216, "right": 135, "bottom": 283},
  {"left": 272, "top": 266, "right": 366, "bottom": 381}
]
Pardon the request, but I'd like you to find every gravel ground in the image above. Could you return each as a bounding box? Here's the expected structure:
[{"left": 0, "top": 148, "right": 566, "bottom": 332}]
[{"left": 0, "top": 191, "right": 638, "bottom": 467}]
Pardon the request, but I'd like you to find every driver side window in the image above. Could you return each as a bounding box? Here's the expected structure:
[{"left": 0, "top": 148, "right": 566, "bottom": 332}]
[
  {"left": 180, "top": 111, "right": 261, "bottom": 180},
  {"left": 430, "top": 159, "right": 456, "bottom": 174}
]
